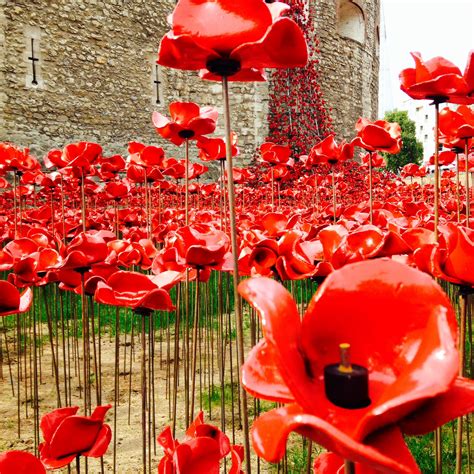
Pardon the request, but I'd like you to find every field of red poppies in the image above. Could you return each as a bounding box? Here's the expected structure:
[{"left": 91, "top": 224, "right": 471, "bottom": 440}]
[{"left": 0, "top": 1, "right": 473, "bottom": 473}]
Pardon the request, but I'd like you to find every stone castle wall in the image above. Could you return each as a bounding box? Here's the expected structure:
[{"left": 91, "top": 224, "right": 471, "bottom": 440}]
[
  {"left": 313, "top": 0, "right": 380, "bottom": 141},
  {"left": 0, "top": 0, "right": 378, "bottom": 164}
]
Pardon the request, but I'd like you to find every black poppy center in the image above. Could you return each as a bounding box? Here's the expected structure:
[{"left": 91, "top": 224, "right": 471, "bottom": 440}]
[
  {"left": 206, "top": 58, "right": 241, "bottom": 78},
  {"left": 427, "top": 95, "right": 449, "bottom": 104},
  {"left": 178, "top": 129, "right": 195, "bottom": 139}
]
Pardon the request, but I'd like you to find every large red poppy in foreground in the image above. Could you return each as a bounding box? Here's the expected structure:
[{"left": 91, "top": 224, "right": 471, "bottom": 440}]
[
  {"left": 239, "top": 259, "right": 474, "bottom": 472},
  {"left": 157, "top": 0, "right": 307, "bottom": 81}
]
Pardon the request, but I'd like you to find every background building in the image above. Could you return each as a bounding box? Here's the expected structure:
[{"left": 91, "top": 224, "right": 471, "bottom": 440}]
[{"left": 0, "top": 0, "right": 380, "bottom": 162}]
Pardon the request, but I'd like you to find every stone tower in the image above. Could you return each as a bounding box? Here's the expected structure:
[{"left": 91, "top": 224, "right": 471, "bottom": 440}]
[
  {"left": 313, "top": 0, "right": 380, "bottom": 141},
  {"left": 0, "top": 0, "right": 379, "bottom": 161}
]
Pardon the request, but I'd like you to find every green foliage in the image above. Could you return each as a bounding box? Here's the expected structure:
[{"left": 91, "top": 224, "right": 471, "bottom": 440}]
[{"left": 383, "top": 109, "right": 423, "bottom": 173}]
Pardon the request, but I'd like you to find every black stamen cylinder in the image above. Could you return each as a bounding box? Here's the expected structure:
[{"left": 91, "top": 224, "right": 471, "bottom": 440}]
[{"left": 324, "top": 343, "right": 370, "bottom": 409}]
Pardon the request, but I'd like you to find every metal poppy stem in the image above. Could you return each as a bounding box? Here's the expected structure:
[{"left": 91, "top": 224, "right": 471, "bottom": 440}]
[
  {"left": 271, "top": 165, "right": 275, "bottom": 211},
  {"left": 344, "top": 460, "right": 355, "bottom": 474},
  {"left": 332, "top": 165, "right": 337, "bottom": 224},
  {"left": 60, "top": 175, "right": 66, "bottom": 244},
  {"left": 190, "top": 269, "right": 200, "bottom": 420},
  {"left": 141, "top": 313, "right": 147, "bottom": 474},
  {"left": 456, "top": 152, "right": 461, "bottom": 223},
  {"left": 12, "top": 171, "right": 18, "bottom": 238},
  {"left": 368, "top": 152, "right": 373, "bottom": 224},
  {"left": 113, "top": 306, "right": 120, "bottom": 473},
  {"left": 456, "top": 290, "right": 469, "bottom": 473},
  {"left": 465, "top": 138, "right": 470, "bottom": 228},
  {"left": 433, "top": 101, "right": 440, "bottom": 242},
  {"left": 185, "top": 138, "right": 189, "bottom": 225},
  {"left": 221, "top": 75, "right": 251, "bottom": 474},
  {"left": 81, "top": 171, "right": 86, "bottom": 233}
]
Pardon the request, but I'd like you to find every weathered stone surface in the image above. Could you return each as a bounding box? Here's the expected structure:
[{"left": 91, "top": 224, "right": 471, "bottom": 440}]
[{"left": 0, "top": 0, "right": 378, "bottom": 164}]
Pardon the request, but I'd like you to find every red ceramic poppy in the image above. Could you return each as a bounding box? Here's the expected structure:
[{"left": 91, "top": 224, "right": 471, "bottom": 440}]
[
  {"left": 0, "top": 143, "right": 40, "bottom": 172},
  {"left": 60, "top": 232, "right": 109, "bottom": 272},
  {"left": 157, "top": 411, "right": 240, "bottom": 474},
  {"left": 197, "top": 133, "right": 239, "bottom": 161},
  {"left": 400, "top": 51, "right": 474, "bottom": 104},
  {"left": 128, "top": 142, "right": 165, "bottom": 168},
  {"left": 309, "top": 135, "right": 353, "bottom": 165},
  {"left": 98, "top": 154, "right": 126, "bottom": 179},
  {"left": 173, "top": 224, "right": 231, "bottom": 271},
  {"left": 259, "top": 142, "right": 293, "bottom": 167},
  {"left": 360, "top": 152, "right": 386, "bottom": 168},
  {"left": 0, "top": 451, "right": 46, "bottom": 474},
  {"left": 152, "top": 102, "right": 218, "bottom": 146},
  {"left": 439, "top": 105, "right": 474, "bottom": 141},
  {"left": 8, "top": 249, "right": 61, "bottom": 287},
  {"left": 400, "top": 163, "right": 420, "bottom": 178},
  {"left": 39, "top": 405, "right": 112, "bottom": 469},
  {"left": 352, "top": 118, "right": 401, "bottom": 154},
  {"left": 239, "top": 259, "right": 474, "bottom": 472},
  {"left": 104, "top": 181, "right": 129, "bottom": 201},
  {"left": 157, "top": 0, "right": 307, "bottom": 81},
  {"left": 414, "top": 223, "right": 474, "bottom": 286},
  {"left": 428, "top": 150, "right": 456, "bottom": 166},
  {"left": 0, "top": 280, "right": 33, "bottom": 316},
  {"left": 60, "top": 142, "right": 103, "bottom": 170},
  {"left": 95, "top": 271, "right": 175, "bottom": 312}
]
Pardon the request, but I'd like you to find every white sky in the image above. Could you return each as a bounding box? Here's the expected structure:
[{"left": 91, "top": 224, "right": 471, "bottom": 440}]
[{"left": 379, "top": 0, "right": 474, "bottom": 115}]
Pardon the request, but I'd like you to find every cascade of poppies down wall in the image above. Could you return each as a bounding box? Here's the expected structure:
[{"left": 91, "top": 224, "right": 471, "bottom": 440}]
[{"left": 267, "top": 0, "right": 334, "bottom": 155}]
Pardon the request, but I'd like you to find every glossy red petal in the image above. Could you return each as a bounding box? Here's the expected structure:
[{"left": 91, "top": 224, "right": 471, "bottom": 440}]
[
  {"left": 157, "top": 32, "right": 216, "bottom": 70},
  {"left": 82, "top": 424, "right": 112, "bottom": 458},
  {"left": 0, "top": 451, "right": 46, "bottom": 474},
  {"left": 47, "top": 416, "right": 103, "bottom": 459},
  {"left": 241, "top": 339, "right": 294, "bottom": 403},
  {"left": 169, "top": 102, "right": 200, "bottom": 125},
  {"left": 464, "top": 50, "right": 474, "bottom": 91},
  {"left": 0, "top": 280, "right": 20, "bottom": 314},
  {"left": 135, "top": 288, "right": 175, "bottom": 312},
  {"left": 300, "top": 259, "right": 458, "bottom": 439},
  {"left": 251, "top": 404, "right": 415, "bottom": 472},
  {"left": 40, "top": 406, "right": 80, "bottom": 443},
  {"left": 443, "top": 224, "right": 474, "bottom": 285},
  {"left": 171, "top": 0, "right": 272, "bottom": 55},
  {"left": 238, "top": 277, "right": 319, "bottom": 414},
  {"left": 401, "top": 377, "right": 474, "bottom": 435},
  {"left": 232, "top": 18, "right": 307, "bottom": 70}
]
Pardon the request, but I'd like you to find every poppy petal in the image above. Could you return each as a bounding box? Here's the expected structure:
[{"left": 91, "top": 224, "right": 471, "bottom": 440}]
[
  {"left": 238, "top": 277, "right": 319, "bottom": 413},
  {"left": 251, "top": 404, "right": 417, "bottom": 472},
  {"left": 40, "top": 406, "right": 80, "bottom": 443},
  {"left": 157, "top": 33, "right": 216, "bottom": 70},
  {"left": 232, "top": 18, "right": 308, "bottom": 70},
  {"left": 82, "top": 424, "right": 112, "bottom": 458},
  {"left": 0, "top": 451, "right": 46, "bottom": 474},
  {"left": 400, "top": 377, "right": 474, "bottom": 435},
  {"left": 241, "top": 339, "right": 294, "bottom": 403},
  {"left": 171, "top": 0, "right": 272, "bottom": 55}
]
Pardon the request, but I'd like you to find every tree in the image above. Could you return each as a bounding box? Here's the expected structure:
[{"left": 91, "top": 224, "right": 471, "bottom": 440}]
[{"left": 383, "top": 110, "right": 423, "bottom": 173}]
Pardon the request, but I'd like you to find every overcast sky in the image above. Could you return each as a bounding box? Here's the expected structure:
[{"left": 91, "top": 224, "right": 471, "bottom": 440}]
[{"left": 379, "top": 0, "right": 474, "bottom": 115}]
